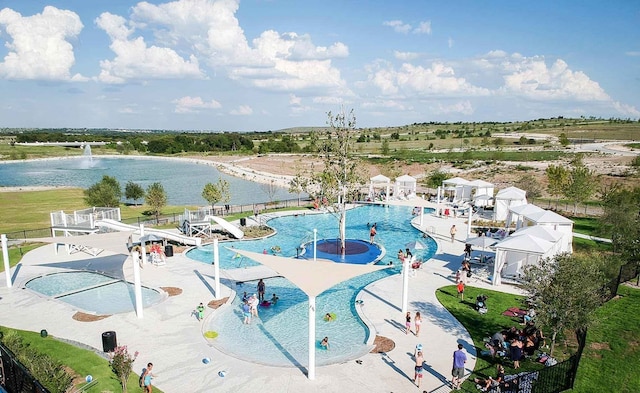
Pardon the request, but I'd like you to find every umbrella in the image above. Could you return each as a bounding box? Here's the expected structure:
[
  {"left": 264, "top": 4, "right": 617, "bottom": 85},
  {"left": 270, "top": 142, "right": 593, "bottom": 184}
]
[
  {"left": 463, "top": 235, "right": 498, "bottom": 262},
  {"left": 140, "top": 233, "right": 164, "bottom": 243},
  {"left": 405, "top": 240, "right": 426, "bottom": 250}
]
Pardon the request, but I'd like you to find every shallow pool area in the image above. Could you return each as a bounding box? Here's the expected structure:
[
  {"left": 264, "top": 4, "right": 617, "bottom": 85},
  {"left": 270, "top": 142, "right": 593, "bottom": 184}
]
[
  {"left": 190, "top": 205, "right": 438, "bottom": 366},
  {"left": 25, "top": 271, "right": 164, "bottom": 315}
]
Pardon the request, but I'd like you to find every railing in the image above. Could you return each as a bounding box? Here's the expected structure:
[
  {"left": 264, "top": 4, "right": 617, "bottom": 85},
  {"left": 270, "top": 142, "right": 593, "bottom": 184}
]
[{"left": 0, "top": 342, "right": 50, "bottom": 393}]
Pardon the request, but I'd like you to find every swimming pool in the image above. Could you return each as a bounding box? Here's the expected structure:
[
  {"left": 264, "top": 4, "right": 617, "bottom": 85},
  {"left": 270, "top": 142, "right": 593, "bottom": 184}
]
[
  {"left": 188, "top": 205, "right": 438, "bottom": 366},
  {"left": 25, "top": 271, "right": 164, "bottom": 315}
]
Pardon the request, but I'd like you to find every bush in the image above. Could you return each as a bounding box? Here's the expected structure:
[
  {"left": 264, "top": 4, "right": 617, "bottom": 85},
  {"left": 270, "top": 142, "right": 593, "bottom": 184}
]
[{"left": 1, "top": 331, "right": 73, "bottom": 393}]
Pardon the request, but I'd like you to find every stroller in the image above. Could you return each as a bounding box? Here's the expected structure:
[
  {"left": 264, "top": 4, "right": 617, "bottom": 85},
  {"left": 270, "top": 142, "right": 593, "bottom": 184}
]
[{"left": 475, "top": 294, "right": 488, "bottom": 314}]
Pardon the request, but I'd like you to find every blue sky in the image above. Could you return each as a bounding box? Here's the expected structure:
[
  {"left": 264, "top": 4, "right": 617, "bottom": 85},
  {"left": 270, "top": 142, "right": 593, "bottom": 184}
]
[{"left": 0, "top": 0, "right": 638, "bottom": 131}]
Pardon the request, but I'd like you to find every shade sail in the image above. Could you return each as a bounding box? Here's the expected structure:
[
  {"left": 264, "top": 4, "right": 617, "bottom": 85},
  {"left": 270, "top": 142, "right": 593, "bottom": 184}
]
[
  {"left": 231, "top": 248, "right": 390, "bottom": 298},
  {"left": 26, "top": 231, "right": 136, "bottom": 255}
]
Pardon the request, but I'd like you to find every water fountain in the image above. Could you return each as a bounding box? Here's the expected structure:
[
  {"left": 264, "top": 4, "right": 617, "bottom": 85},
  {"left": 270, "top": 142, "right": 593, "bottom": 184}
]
[{"left": 79, "top": 143, "right": 95, "bottom": 169}]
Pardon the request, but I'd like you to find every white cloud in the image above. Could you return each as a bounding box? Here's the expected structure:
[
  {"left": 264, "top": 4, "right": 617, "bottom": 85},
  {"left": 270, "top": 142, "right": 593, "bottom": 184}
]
[
  {"left": 173, "top": 96, "right": 222, "bottom": 113},
  {"left": 383, "top": 20, "right": 431, "bottom": 35},
  {"left": 448, "top": 37, "right": 454, "bottom": 48},
  {"left": 289, "top": 94, "right": 302, "bottom": 106},
  {"left": 383, "top": 20, "right": 412, "bottom": 34},
  {"left": 230, "top": 105, "right": 252, "bottom": 115},
  {"left": 413, "top": 21, "right": 431, "bottom": 35},
  {"left": 366, "top": 61, "right": 490, "bottom": 96},
  {"left": 500, "top": 57, "right": 610, "bottom": 101},
  {"left": 625, "top": 51, "right": 640, "bottom": 57},
  {"left": 312, "top": 96, "right": 344, "bottom": 105},
  {"left": 394, "top": 51, "right": 420, "bottom": 61},
  {"left": 117, "top": 0, "right": 349, "bottom": 93},
  {"left": 0, "top": 6, "right": 86, "bottom": 81},
  {"left": 95, "top": 12, "right": 204, "bottom": 83},
  {"left": 433, "top": 100, "right": 474, "bottom": 115}
]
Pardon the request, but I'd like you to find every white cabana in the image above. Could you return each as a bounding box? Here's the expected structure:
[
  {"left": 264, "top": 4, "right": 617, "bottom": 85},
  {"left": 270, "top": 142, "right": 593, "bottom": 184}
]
[
  {"left": 506, "top": 203, "right": 544, "bottom": 229},
  {"left": 394, "top": 174, "right": 417, "bottom": 199},
  {"left": 510, "top": 225, "right": 564, "bottom": 255},
  {"left": 522, "top": 210, "right": 574, "bottom": 253},
  {"left": 494, "top": 186, "right": 527, "bottom": 221},
  {"left": 442, "top": 177, "right": 471, "bottom": 202},
  {"left": 492, "top": 233, "right": 556, "bottom": 286},
  {"left": 368, "top": 174, "right": 392, "bottom": 201},
  {"left": 467, "top": 179, "right": 495, "bottom": 198}
]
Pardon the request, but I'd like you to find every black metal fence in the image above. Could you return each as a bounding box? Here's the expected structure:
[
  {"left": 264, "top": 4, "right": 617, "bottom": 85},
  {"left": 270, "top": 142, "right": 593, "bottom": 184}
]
[
  {"left": 0, "top": 343, "right": 49, "bottom": 393},
  {"left": 604, "top": 261, "right": 640, "bottom": 301}
]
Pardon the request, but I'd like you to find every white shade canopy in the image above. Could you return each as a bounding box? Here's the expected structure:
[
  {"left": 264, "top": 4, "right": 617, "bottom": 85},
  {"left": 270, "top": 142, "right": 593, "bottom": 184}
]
[
  {"left": 524, "top": 210, "right": 574, "bottom": 224},
  {"left": 495, "top": 233, "right": 554, "bottom": 254},
  {"left": 370, "top": 174, "right": 391, "bottom": 183},
  {"left": 442, "top": 177, "right": 469, "bottom": 186},
  {"left": 26, "top": 230, "right": 136, "bottom": 255},
  {"left": 230, "top": 248, "right": 390, "bottom": 297}
]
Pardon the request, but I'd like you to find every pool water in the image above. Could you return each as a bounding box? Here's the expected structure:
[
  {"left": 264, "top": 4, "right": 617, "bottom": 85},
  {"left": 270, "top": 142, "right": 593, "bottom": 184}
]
[
  {"left": 189, "top": 205, "right": 438, "bottom": 366},
  {"left": 25, "top": 272, "right": 163, "bottom": 315}
]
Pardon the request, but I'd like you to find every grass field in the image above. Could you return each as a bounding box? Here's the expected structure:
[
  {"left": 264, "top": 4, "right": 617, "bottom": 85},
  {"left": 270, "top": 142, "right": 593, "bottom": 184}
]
[{"left": 438, "top": 283, "right": 640, "bottom": 392}]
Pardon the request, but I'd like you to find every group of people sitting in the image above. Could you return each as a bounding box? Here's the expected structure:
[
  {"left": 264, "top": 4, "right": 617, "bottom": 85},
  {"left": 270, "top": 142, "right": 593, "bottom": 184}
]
[{"left": 487, "top": 320, "right": 546, "bottom": 367}]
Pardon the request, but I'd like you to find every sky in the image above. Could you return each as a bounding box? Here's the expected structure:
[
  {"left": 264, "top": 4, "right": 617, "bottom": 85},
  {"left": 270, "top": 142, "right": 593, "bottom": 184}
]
[{"left": 0, "top": 0, "right": 639, "bottom": 131}]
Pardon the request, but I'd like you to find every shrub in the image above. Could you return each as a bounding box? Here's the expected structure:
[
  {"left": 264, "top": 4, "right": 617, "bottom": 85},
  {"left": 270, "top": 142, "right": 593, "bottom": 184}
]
[{"left": 109, "top": 345, "right": 138, "bottom": 392}]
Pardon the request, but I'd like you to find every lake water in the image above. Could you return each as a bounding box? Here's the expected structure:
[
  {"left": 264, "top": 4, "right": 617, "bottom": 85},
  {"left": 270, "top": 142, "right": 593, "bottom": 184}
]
[{"left": 0, "top": 156, "right": 299, "bottom": 205}]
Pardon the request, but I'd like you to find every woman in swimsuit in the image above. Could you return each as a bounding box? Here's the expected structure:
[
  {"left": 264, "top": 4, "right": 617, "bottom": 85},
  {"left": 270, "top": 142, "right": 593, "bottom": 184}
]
[
  {"left": 405, "top": 312, "right": 412, "bottom": 335},
  {"left": 414, "top": 312, "right": 422, "bottom": 337}
]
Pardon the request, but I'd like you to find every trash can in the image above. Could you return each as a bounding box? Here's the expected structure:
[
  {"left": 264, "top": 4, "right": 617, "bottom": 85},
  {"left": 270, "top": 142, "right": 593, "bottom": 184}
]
[
  {"left": 240, "top": 217, "right": 247, "bottom": 227},
  {"left": 164, "top": 245, "right": 174, "bottom": 257},
  {"left": 40, "top": 329, "right": 48, "bottom": 338},
  {"left": 102, "top": 331, "right": 117, "bottom": 353}
]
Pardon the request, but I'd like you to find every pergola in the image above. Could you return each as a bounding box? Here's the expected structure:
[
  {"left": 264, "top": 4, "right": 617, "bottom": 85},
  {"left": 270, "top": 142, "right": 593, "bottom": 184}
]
[{"left": 231, "top": 248, "right": 389, "bottom": 380}]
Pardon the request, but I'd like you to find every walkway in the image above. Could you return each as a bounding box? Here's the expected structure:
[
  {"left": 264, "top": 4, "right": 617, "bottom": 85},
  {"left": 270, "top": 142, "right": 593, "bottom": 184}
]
[{"left": 0, "top": 212, "right": 524, "bottom": 393}]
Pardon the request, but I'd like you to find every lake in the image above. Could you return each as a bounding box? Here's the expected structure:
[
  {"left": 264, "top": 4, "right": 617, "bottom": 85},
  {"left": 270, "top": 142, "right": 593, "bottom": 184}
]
[{"left": 0, "top": 156, "right": 298, "bottom": 206}]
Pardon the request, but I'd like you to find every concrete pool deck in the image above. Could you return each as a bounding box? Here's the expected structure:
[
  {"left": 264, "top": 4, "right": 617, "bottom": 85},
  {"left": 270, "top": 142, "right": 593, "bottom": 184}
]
[{"left": 0, "top": 212, "right": 524, "bottom": 393}]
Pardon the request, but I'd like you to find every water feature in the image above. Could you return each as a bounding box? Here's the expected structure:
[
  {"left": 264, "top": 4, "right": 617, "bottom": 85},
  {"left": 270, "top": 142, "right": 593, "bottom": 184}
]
[
  {"left": 189, "top": 205, "right": 438, "bottom": 366},
  {"left": 25, "top": 271, "right": 163, "bottom": 315},
  {"left": 0, "top": 157, "right": 299, "bottom": 205},
  {"left": 80, "top": 144, "right": 95, "bottom": 169}
]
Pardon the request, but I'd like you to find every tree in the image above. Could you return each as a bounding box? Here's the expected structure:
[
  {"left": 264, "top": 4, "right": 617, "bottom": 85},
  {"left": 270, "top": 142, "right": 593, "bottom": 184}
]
[
  {"left": 109, "top": 345, "right": 138, "bottom": 393},
  {"left": 145, "top": 182, "right": 167, "bottom": 223},
  {"left": 288, "top": 174, "right": 307, "bottom": 205},
  {"left": 202, "top": 179, "right": 230, "bottom": 211},
  {"left": 300, "top": 108, "right": 364, "bottom": 253},
  {"left": 515, "top": 174, "right": 542, "bottom": 202},
  {"left": 558, "top": 132, "right": 570, "bottom": 147},
  {"left": 84, "top": 175, "right": 121, "bottom": 207},
  {"left": 381, "top": 139, "right": 390, "bottom": 155},
  {"left": 521, "top": 253, "right": 608, "bottom": 357},
  {"left": 563, "top": 163, "right": 597, "bottom": 214},
  {"left": 124, "top": 181, "right": 145, "bottom": 206},
  {"left": 600, "top": 185, "right": 640, "bottom": 261},
  {"left": 261, "top": 180, "right": 278, "bottom": 205},
  {"left": 425, "top": 169, "right": 450, "bottom": 189},
  {"left": 545, "top": 164, "right": 569, "bottom": 209}
]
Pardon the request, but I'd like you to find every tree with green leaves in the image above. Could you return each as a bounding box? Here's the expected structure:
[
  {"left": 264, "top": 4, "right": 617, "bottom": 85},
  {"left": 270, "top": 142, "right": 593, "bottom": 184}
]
[
  {"left": 425, "top": 169, "right": 450, "bottom": 189},
  {"left": 521, "top": 253, "right": 608, "bottom": 357},
  {"left": 202, "top": 179, "right": 230, "bottom": 211},
  {"left": 381, "top": 139, "right": 390, "bottom": 155},
  {"left": 600, "top": 185, "right": 640, "bottom": 262},
  {"left": 288, "top": 174, "right": 307, "bottom": 205},
  {"left": 558, "top": 132, "right": 570, "bottom": 147},
  {"left": 515, "top": 174, "right": 542, "bottom": 202},
  {"left": 564, "top": 163, "right": 597, "bottom": 214},
  {"left": 300, "top": 108, "right": 364, "bottom": 253},
  {"left": 84, "top": 175, "right": 122, "bottom": 207},
  {"left": 145, "top": 182, "right": 167, "bottom": 223},
  {"left": 545, "top": 164, "right": 569, "bottom": 209},
  {"left": 124, "top": 181, "right": 145, "bottom": 206}
]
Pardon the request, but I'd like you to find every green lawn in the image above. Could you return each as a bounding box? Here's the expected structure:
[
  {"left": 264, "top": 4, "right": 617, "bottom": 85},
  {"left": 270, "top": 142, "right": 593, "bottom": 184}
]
[
  {"left": 0, "top": 326, "right": 162, "bottom": 393},
  {"left": 573, "top": 284, "right": 640, "bottom": 393},
  {"left": 437, "top": 283, "right": 640, "bottom": 392}
]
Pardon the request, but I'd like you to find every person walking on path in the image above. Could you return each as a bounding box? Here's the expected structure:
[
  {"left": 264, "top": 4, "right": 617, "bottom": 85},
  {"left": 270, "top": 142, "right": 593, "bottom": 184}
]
[
  {"left": 141, "top": 363, "right": 155, "bottom": 393},
  {"left": 452, "top": 344, "right": 467, "bottom": 390},
  {"left": 257, "top": 279, "right": 266, "bottom": 302},
  {"left": 457, "top": 281, "right": 465, "bottom": 301},
  {"left": 405, "top": 311, "right": 412, "bottom": 335},
  {"left": 369, "top": 223, "right": 377, "bottom": 244},
  {"left": 450, "top": 224, "right": 457, "bottom": 243},
  {"left": 413, "top": 350, "right": 425, "bottom": 388},
  {"left": 414, "top": 312, "right": 422, "bottom": 337},
  {"left": 196, "top": 302, "right": 205, "bottom": 321}
]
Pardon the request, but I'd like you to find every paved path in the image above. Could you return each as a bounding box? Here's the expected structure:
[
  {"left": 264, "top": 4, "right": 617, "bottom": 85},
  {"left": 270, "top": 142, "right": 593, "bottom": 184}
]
[{"left": 0, "top": 212, "right": 524, "bottom": 393}]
